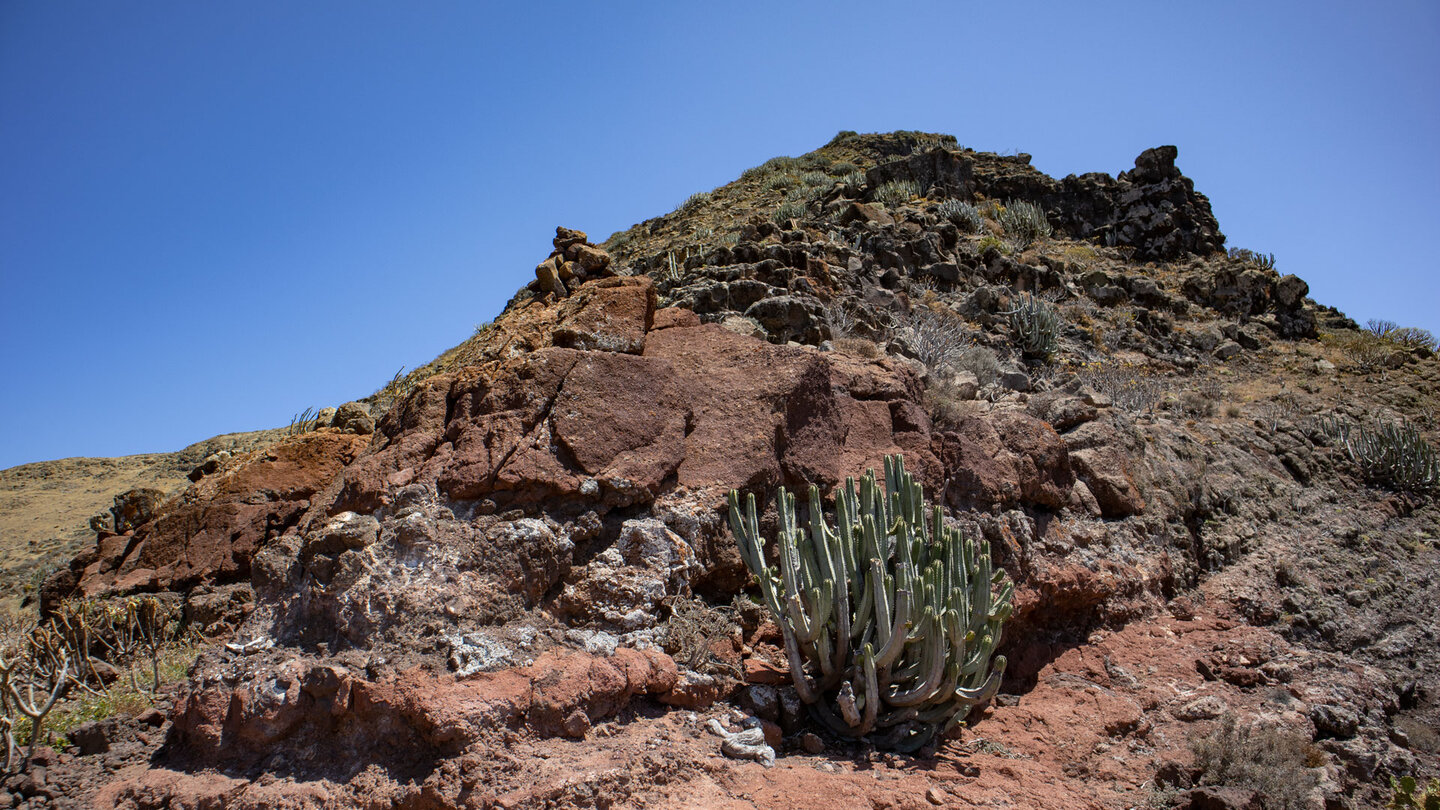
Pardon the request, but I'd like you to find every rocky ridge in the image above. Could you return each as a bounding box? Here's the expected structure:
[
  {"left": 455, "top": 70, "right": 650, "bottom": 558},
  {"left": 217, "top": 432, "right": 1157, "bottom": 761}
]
[{"left": 11, "top": 131, "right": 1440, "bottom": 809}]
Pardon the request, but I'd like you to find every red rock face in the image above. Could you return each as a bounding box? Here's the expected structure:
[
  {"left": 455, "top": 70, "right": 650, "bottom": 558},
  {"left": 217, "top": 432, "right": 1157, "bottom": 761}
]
[
  {"left": 337, "top": 300, "right": 946, "bottom": 517},
  {"left": 49, "top": 432, "right": 368, "bottom": 604}
]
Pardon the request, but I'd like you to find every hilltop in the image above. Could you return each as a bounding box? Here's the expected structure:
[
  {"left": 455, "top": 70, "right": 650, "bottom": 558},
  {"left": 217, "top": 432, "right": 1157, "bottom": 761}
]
[{"left": 3, "top": 131, "right": 1437, "bottom": 809}]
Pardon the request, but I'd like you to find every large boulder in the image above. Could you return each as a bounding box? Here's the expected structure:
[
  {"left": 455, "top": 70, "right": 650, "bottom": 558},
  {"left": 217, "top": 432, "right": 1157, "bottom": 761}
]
[
  {"left": 932, "top": 410, "right": 1074, "bottom": 511},
  {"left": 110, "top": 488, "right": 168, "bottom": 534}
]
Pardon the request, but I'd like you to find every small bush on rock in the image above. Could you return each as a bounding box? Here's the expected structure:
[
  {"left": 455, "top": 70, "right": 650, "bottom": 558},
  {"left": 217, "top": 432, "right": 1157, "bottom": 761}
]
[
  {"left": 957, "top": 345, "right": 1001, "bottom": 388},
  {"left": 773, "top": 201, "right": 806, "bottom": 224},
  {"left": 1190, "top": 715, "right": 1319, "bottom": 810},
  {"left": 906, "top": 307, "right": 972, "bottom": 372},
  {"left": 1075, "top": 361, "right": 1164, "bottom": 413},
  {"left": 661, "top": 596, "right": 741, "bottom": 679},
  {"left": 727, "top": 456, "right": 1013, "bottom": 752},
  {"left": 1367, "top": 319, "right": 1438, "bottom": 353},
  {"left": 834, "top": 337, "right": 880, "bottom": 359},
  {"left": 875, "top": 179, "right": 922, "bottom": 207},
  {"left": 1389, "top": 776, "right": 1440, "bottom": 810},
  {"left": 1227, "top": 247, "right": 1277, "bottom": 271},
  {"left": 799, "top": 170, "right": 832, "bottom": 188}
]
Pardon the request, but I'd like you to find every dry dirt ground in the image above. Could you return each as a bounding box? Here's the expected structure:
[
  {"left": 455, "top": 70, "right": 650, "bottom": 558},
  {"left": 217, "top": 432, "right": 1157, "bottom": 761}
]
[{"left": 37, "top": 609, "right": 1361, "bottom": 810}]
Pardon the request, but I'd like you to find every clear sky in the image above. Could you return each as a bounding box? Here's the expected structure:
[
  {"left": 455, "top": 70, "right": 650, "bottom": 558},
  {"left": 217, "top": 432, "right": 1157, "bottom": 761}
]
[{"left": 2, "top": 1, "right": 1437, "bottom": 469}]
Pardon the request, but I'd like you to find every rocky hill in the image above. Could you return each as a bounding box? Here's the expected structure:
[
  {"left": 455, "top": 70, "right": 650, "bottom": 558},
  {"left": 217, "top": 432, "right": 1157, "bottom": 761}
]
[{"left": 6, "top": 131, "right": 1439, "bottom": 809}]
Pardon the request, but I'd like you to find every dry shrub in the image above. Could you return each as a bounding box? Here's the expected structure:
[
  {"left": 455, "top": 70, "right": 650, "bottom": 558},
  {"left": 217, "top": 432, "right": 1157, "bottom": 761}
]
[
  {"left": 925, "top": 381, "right": 970, "bottom": 431},
  {"left": 906, "top": 307, "right": 973, "bottom": 372},
  {"left": 1178, "top": 390, "right": 1216, "bottom": 418},
  {"left": 833, "top": 337, "right": 880, "bottom": 359},
  {"left": 1190, "top": 715, "right": 1320, "bottom": 810},
  {"left": 1324, "top": 330, "right": 1401, "bottom": 369},
  {"left": 660, "top": 596, "right": 741, "bottom": 678},
  {"left": 1076, "top": 361, "right": 1165, "bottom": 413}
]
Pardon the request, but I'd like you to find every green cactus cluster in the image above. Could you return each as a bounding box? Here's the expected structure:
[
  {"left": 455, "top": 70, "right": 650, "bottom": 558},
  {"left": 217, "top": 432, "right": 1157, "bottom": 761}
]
[
  {"left": 1320, "top": 416, "right": 1439, "bottom": 496},
  {"left": 996, "top": 199, "right": 1052, "bottom": 249},
  {"left": 1006, "top": 292, "right": 1062, "bottom": 361},
  {"left": 1389, "top": 776, "right": 1440, "bottom": 810},
  {"left": 727, "top": 455, "right": 1013, "bottom": 751}
]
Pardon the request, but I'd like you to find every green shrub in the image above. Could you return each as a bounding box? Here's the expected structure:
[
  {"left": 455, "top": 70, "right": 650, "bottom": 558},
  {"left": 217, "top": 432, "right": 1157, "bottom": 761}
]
[
  {"left": 740, "top": 164, "right": 770, "bottom": 182},
  {"left": 996, "top": 200, "right": 1052, "bottom": 250},
  {"left": 1389, "top": 775, "right": 1440, "bottom": 809},
  {"left": 797, "top": 153, "right": 833, "bottom": 170},
  {"left": 606, "top": 230, "right": 633, "bottom": 251},
  {"left": 1367, "top": 319, "right": 1438, "bottom": 353},
  {"left": 937, "top": 200, "right": 983, "bottom": 232},
  {"left": 799, "top": 170, "right": 832, "bottom": 188},
  {"left": 875, "top": 179, "right": 922, "bottom": 207},
  {"left": 1386, "top": 327, "right": 1436, "bottom": 352},
  {"left": 727, "top": 456, "right": 1013, "bottom": 752},
  {"left": 976, "top": 235, "right": 1006, "bottom": 255},
  {"left": 1006, "top": 293, "right": 1061, "bottom": 361},
  {"left": 764, "top": 156, "right": 803, "bottom": 172},
  {"left": 766, "top": 173, "right": 798, "bottom": 191},
  {"left": 840, "top": 170, "right": 867, "bottom": 188}
]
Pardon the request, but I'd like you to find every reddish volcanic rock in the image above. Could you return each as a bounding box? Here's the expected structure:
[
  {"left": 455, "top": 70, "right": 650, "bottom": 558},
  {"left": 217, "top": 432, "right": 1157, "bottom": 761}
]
[
  {"left": 170, "top": 648, "right": 689, "bottom": 769},
  {"left": 1070, "top": 446, "right": 1144, "bottom": 517},
  {"left": 644, "top": 323, "right": 937, "bottom": 494},
  {"left": 551, "top": 275, "right": 656, "bottom": 353},
  {"left": 933, "top": 410, "right": 1072, "bottom": 511},
  {"left": 337, "top": 318, "right": 938, "bottom": 517},
  {"left": 47, "top": 432, "right": 368, "bottom": 605}
]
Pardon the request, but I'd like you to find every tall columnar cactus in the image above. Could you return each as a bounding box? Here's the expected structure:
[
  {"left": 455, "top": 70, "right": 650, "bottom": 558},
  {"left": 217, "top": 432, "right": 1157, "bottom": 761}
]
[{"left": 727, "top": 455, "right": 1013, "bottom": 751}]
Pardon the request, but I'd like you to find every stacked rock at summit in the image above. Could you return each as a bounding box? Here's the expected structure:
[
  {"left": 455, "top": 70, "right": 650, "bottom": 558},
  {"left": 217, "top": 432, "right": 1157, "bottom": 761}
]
[{"left": 534, "top": 226, "right": 615, "bottom": 298}]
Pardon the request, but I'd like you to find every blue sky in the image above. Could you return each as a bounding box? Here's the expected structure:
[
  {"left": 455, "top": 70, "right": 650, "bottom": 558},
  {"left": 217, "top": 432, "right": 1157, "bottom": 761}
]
[{"left": 1, "top": 1, "right": 1437, "bottom": 469}]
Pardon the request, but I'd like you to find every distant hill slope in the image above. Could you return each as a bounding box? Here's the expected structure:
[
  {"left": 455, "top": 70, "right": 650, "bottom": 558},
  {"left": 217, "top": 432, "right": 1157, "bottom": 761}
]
[{"left": 0, "top": 429, "right": 282, "bottom": 612}]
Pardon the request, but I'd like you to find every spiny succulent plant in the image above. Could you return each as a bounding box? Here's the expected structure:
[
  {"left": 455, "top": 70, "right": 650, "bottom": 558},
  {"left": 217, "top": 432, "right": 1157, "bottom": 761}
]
[
  {"left": 995, "top": 199, "right": 1052, "bottom": 249},
  {"left": 936, "top": 199, "right": 983, "bottom": 232},
  {"left": 1319, "top": 416, "right": 1439, "bottom": 496},
  {"left": 727, "top": 455, "right": 1012, "bottom": 751},
  {"left": 1005, "top": 292, "right": 1061, "bottom": 361},
  {"left": 874, "top": 179, "right": 922, "bottom": 207}
]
